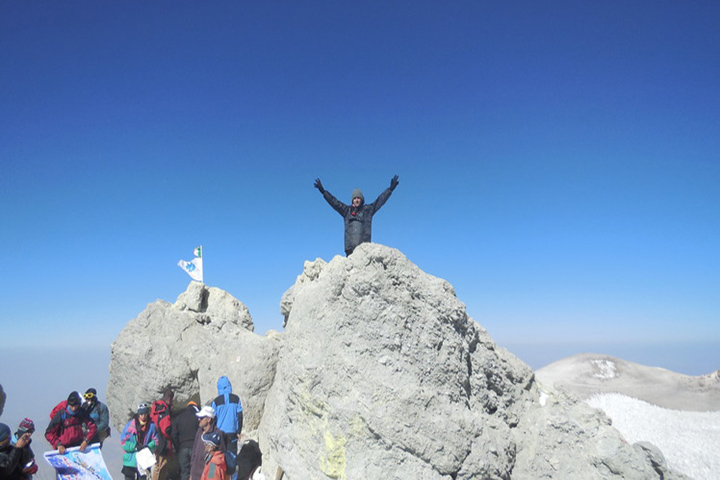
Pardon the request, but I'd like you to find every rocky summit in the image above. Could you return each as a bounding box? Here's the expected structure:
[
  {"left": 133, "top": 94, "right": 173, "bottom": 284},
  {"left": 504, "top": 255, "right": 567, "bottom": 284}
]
[
  {"left": 108, "top": 283, "right": 280, "bottom": 432},
  {"left": 109, "top": 243, "right": 688, "bottom": 479}
]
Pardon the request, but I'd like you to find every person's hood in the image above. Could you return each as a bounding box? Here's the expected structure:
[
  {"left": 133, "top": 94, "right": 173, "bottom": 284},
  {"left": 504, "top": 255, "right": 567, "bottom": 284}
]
[{"left": 217, "top": 376, "right": 232, "bottom": 396}]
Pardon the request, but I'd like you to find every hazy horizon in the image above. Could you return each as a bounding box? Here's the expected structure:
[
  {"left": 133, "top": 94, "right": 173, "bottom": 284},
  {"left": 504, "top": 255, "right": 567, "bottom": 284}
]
[{"left": 2, "top": 335, "right": 717, "bottom": 479}]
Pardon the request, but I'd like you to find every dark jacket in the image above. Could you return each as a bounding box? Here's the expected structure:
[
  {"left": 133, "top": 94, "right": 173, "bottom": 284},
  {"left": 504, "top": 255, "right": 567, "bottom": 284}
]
[
  {"left": 8, "top": 434, "right": 37, "bottom": 480},
  {"left": 190, "top": 425, "right": 225, "bottom": 480},
  {"left": 83, "top": 400, "right": 110, "bottom": 443},
  {"left": 0, "top": 443, "right": 23, "bottom": 480},
  {"left": 322, "top": 187, "right": 394, "bottom": 255},
  {"left": 172, "top": 406, "right": 199, "bottom": 450},
  {"left": 45, "top": 407, "right": 97, "bottom": 449}
]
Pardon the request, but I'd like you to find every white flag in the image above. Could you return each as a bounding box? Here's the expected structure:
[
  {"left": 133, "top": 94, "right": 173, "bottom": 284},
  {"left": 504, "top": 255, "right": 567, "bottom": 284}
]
[{"left": 178, "top": 246, "right": 203, "bottom": 282}]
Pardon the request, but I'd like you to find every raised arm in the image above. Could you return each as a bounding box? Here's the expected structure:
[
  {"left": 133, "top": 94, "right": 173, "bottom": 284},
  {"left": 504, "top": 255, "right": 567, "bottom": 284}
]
[
  {"left": 369, "top": 175, "right": 399, "bottom": 213},
  {"left": 315, "top": 178, "right": 349, "bottom": 217}
]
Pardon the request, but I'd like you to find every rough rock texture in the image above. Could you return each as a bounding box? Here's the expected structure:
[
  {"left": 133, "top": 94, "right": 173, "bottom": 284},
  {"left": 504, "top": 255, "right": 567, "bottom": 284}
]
[
  {"left": 535, "top": 353, "right": 720, "bottom": 411},
  {"left": 258, "top": 244, "right": 686, "bottom": 479},
  {"left": 0, "top": 383, "right": 5, "bottom": 418},
  {"left": 108, "top": 282, "right": 280, "bottom": 431}
]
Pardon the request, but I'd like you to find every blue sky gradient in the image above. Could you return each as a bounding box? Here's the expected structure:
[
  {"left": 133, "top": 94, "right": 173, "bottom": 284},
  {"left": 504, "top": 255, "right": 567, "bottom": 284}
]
[{"left": 2, "top": 1, "right": 719, "bottom": 375}]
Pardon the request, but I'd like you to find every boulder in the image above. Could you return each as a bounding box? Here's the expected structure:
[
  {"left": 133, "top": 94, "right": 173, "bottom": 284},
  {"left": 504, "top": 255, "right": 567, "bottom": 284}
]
[
  {"left": 108, "top": 282, "right": 280, "bottom": 431},
  {"left": 258, "top": 243, "right": 683, "bottom": 479}
]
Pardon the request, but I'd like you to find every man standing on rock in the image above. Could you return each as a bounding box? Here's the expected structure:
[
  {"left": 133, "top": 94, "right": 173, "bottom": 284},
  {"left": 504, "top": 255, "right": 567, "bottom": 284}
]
[{"left": 314, "top": 175, "right": 399, "bottom": 256}]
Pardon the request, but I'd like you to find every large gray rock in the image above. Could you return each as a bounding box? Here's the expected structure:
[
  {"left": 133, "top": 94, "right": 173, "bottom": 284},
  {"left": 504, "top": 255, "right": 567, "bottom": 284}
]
[
  {"left": 108, "top": 282, "right": 280, "bottom": 431},
  {"left": 258, "top": 243, "right": 685, "bottom": 479},
  {"left": 109, "top": 244, "right": 690, "bottom": 479}
]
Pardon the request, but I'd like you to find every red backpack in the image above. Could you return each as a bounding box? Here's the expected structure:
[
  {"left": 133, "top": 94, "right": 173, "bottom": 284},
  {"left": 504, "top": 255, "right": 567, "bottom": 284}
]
[
  {"left": 50, "top": 400, "right": 67, "bottom": 420},
  {"left": 151, "top": 400, "right": 173, "bottom": 455}
]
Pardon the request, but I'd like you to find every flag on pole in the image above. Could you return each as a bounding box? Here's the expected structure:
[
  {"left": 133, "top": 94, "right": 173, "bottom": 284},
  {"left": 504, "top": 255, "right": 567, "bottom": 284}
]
[{"left": 178, "top": 246, "right": 203, "bottom": 282}]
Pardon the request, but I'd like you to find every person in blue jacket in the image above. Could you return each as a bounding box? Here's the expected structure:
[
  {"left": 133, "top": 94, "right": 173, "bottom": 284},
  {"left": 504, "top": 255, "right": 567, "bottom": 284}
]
[
  {"left": 210, "top": 376, "right": 243, "bottom": 459},
  {"left": 82, "top": 388, "right": 110, "bottom": 447}
]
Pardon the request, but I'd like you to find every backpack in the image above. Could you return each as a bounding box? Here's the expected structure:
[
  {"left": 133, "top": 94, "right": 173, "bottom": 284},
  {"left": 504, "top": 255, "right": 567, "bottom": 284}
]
[
  {"left": 224, "top": 449, "right": 237, "bottom": 476},
  {"left": 151, "top": 400, "right": 173, "bottom": 455},
  {"left": 236, "top": 440, "right": 262, "bottom": 480},
  {"left": 50, "top": 401, "right": 67, "bottom": 420}
]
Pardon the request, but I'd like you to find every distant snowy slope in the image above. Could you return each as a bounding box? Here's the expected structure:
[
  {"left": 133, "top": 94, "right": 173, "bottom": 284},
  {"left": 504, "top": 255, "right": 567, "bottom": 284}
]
[
  {"left": 535, "top": 353, "right": 720, "bottom": 411},
  {"left": 587, "top": 393, "right": 720, "bottom": 480}
]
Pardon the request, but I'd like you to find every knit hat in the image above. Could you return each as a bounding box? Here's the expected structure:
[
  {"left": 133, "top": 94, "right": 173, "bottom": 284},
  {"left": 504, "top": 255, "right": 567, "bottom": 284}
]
[
  {"left": 137, "top": 403, "right": 150, "bottom": 415},
  {"left": 67, "top": 391, "right": 82, "bottom": 406},
  {"left": 351, "top": 188, "right": 364, "bottom": 202},
  {"left": 0, "top": 423, "right": 10, "bottom": 442},
  {"left": 17, "top": 418, "right": 35, "bottom": 434},
  {"left": 202, "top": 432, "right": 222, "bottom": 448}
]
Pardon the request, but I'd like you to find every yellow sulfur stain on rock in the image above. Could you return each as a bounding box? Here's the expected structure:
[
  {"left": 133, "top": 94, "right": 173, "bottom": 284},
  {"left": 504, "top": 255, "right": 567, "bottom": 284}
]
[{"left": 320, "top": 429, "right": 347, "bottom": 480}]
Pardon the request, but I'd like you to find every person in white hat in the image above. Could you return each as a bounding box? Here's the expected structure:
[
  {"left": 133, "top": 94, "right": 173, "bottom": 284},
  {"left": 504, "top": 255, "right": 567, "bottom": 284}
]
[{"left": 190, "top": 407, "right": 226, "bottom": 480}]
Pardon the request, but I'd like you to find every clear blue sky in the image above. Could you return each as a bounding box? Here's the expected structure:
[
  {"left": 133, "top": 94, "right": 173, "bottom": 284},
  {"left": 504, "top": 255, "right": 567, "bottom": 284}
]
[{"left": 2, "top": 1, "right": 719, "bottom": 374}]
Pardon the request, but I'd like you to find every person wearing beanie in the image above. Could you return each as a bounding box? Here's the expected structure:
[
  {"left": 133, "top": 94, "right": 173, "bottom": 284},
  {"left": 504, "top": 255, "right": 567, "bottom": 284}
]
[
  {"left": 172, "top": 401, "right": 200, "bottom": 480},
  {"left": 45, "top": 392, "right": 97, "bottom": 454},
  {"left": 120, "top": 403, "right": 158, "bottom": 480},
  {"left": 1, "top": 422, "right": 31, "bottom": 479},
  {"left": 9, "top": 419, "right": 38, "bottom": 480},
  {"left": 82, "top": 388, "right": 111, "bottom": 448},
  {"left": 314, "top": 175, "right": 400, "bottom": 256},
  {"left": 200, "top": 432, "right": 226, "bottom": 480}
]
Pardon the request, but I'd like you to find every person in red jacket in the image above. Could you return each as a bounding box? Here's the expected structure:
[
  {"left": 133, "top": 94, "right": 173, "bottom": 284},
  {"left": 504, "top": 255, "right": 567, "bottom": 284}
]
[
  {"left": 151, "top": 390, "right": 177, "bottom": 480},
  {"left": 200, "top": 432, "right": 226, "bottom": 480},
  {"left": 45, "top": 392, "right": 97, "bottom": 454}
]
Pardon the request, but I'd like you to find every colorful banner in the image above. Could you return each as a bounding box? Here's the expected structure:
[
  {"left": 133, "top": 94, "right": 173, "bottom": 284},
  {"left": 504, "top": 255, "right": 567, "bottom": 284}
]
[{"left": 44, "top": 444, "right": 113, "bottom": 480}]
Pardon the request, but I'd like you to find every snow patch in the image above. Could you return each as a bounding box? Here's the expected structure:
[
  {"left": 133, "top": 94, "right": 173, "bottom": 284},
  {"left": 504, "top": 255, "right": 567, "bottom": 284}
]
[
  {"left": 590, "top": 359, "right": 618, "bottom": 379},
  {"left": 587, "top": 393, "right": 720, "bottom": 480}
]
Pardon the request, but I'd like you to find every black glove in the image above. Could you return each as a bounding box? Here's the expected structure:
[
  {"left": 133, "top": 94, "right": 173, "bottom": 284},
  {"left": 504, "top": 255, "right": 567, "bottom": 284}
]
[
  {"left": 314, "top": 178, "right": 325, "bottom": 193},
  {"left": 390, "top": 175, "right": 399, "bottom": 191}
]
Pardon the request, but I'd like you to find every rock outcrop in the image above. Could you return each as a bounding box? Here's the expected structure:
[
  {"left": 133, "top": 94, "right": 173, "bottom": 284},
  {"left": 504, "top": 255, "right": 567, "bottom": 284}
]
[
  {"left": 108, "top": 282, "right": 280, "bottom": 430},
  {"left": 258, "top": 244, "right": 687, "bottom": 479},
  {"left": 0, "top": 383, "right": 5, "bottom": 418},
  {"left": 109, "top": 243, "right": 688, "bottom": 479}
]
